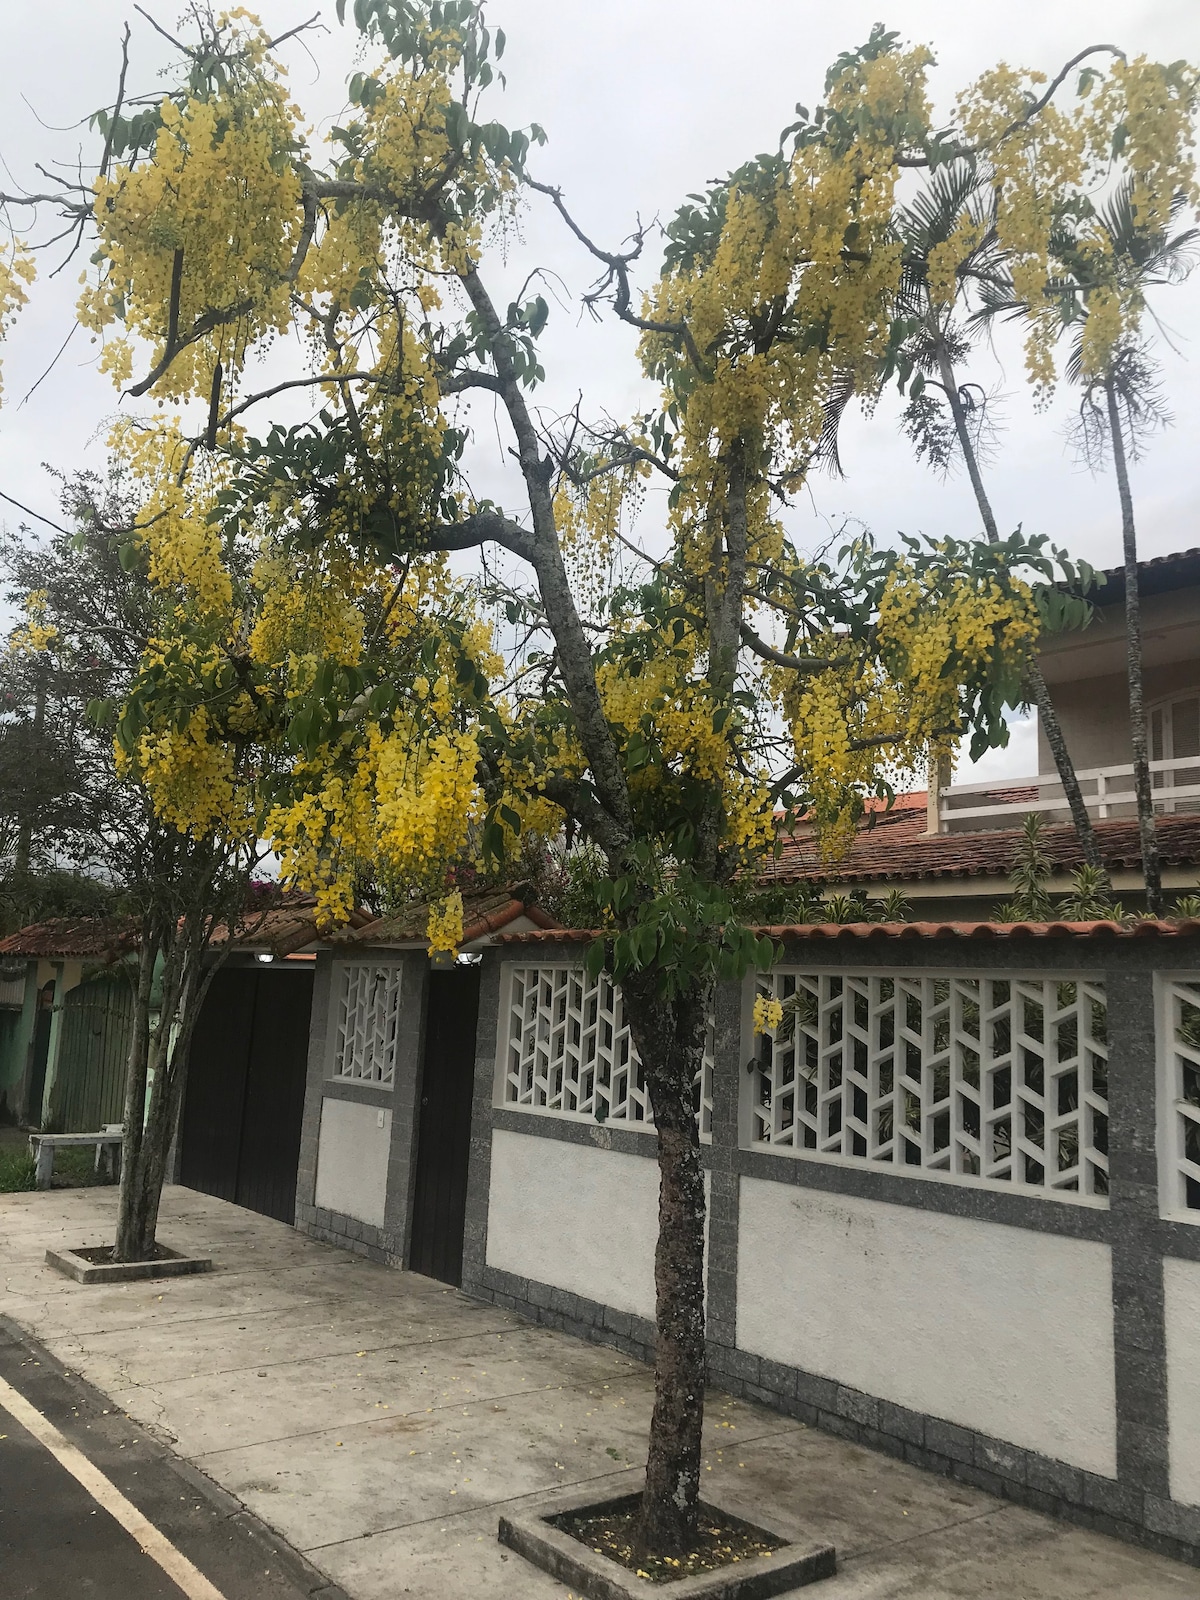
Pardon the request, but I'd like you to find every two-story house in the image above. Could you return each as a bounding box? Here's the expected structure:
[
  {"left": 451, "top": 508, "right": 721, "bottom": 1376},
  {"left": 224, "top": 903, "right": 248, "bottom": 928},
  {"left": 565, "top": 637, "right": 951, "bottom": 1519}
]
[{"left": 761, "top": 546, "right": 1200, "bottom": 920}]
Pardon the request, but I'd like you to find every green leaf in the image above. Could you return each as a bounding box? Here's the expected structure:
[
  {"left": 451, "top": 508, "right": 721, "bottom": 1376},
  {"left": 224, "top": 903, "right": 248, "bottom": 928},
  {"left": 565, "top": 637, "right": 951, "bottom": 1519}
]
[{"left": 584, "top": 939, "right": 607, "bottom": 981}]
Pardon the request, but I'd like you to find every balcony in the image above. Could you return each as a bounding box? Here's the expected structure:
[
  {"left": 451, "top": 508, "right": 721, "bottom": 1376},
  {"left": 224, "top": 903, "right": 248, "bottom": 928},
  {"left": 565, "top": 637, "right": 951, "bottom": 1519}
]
[{"left": 939, "top": 758, "right": 1200, "bottom": 833}]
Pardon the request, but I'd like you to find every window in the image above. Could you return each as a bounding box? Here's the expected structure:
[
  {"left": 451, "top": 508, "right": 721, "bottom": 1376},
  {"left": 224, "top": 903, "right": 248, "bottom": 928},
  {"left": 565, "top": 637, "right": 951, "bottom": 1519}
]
[
  {"left": 332, "top": 963, "right": 401, "bottom": 1085},
  {"left": 1150, "top": 691, "right": 1200, "bottom": 813}
]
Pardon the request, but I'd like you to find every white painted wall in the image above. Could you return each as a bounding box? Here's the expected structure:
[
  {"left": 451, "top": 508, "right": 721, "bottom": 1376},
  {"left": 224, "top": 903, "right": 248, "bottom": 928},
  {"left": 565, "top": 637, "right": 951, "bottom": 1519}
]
[
  {"left": 487, "top": 1128, "right": 660, "bottom": 1321},
  {"left": 1165, "top": 1257, "right": 1200, "bottom": 1507},
  {"left": 737, "top": 1178, "right": 1117, "bottom": 1477},
  {"left": 314, "top": 1098, "right": 391, "bottom": 1228}
]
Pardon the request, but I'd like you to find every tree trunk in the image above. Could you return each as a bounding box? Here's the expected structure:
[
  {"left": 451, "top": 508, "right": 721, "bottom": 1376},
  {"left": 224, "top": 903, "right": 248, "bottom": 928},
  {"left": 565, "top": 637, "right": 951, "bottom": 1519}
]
[
  {"left": 1029, "top": 669, "right": 1103, "bottom": 870},
  {"left": 114, "top": 939, "right": 156, "bottom": 1262},
  {"left": 14, "top": 668, "right": 47, "bottom": 878},
  {"left": 623, "top": 975, "right": 709, "bottom": 1557},
  {"left": 936, "top": 337, "right": 1102, "bottom": 869},
  {"left": 1105, "top": 377, "right": 1162, "bottom": 915}
]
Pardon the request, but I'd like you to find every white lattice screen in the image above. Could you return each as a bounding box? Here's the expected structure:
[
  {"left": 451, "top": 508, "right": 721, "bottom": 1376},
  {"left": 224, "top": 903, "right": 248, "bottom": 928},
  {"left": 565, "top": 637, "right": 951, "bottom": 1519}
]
[
  {"left": 1162, "top": 977, "right": 1200, "bottom": 1218},
  {"left": 332, "top": 963, "right": 402, "bottom": 1085},
  {"left": 501, "top": 965, "right": 713, "bottom": 1137},
  {"left": 752, "top": 971, "right": 1109, "bottom": 1200}
]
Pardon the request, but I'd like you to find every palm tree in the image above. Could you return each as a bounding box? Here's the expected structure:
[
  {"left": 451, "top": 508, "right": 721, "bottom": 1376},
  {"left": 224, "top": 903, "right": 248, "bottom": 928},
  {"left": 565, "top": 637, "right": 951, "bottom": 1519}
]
[
  {"left": 1041, "top": 183, "right": 1198, "bottom": 915},
  {"left": 884, "top": 158, "right": 1105, "bottom": 868}
]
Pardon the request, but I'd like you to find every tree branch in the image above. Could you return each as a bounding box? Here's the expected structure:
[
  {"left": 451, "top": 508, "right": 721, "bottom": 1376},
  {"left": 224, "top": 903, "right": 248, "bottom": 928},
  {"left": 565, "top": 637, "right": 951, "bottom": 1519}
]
[
  {"left": 98, "top": 23, "right": 132, "bottom": 184},
  {"left": 739, "top": 624, "right": 847, "bottom": 674},
  {"left": 422, "top": 509, "right": 536, "bottom": 562},
  {"left": 525, "top": 176, "right": 711, "bottom": 377}
]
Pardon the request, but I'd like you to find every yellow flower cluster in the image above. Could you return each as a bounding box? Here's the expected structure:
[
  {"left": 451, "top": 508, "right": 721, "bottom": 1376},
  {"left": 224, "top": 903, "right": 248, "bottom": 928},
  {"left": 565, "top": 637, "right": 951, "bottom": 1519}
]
[
  {"left": 776, "top": 558, "right": 1039, "bottom": 857},
  {"left": 596, "top": 648, "right": 728, "bottom": 789},
  {"left": 128, "top": 710, "right": 241, "bottom": 837},
  {"left": 8, "top": 589, "right": 57, "bottom": 655},
  {"left": 752, "top": 995, "right": 784, "bottom": 1034},
  {"left": 960, "top": 54, "right": 1199, "bottom": 394},
  {"left": 374, "top": 723, "right": 480, "bottom": 872},
  {"left": 79, "top": 17, "right": 303, "bottom": 400},
  {"left": 639, "top": 47, "right": 931, "bottom": 576},
  {"left": 111, "top": 421, "right": 233, "bottom": 612},
  {"left": 426, "top": 890, "right": 464, "bottom": 958},
  {"left": 248, "top": 546, "right": 374, "bottom": 674},
  {"left": 0, "top": 241, "right": 35, "bottom": 402}
]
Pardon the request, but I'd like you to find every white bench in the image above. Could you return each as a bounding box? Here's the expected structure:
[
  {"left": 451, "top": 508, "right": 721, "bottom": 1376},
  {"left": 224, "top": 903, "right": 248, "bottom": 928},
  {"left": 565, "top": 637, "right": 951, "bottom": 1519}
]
[{"left": 29, "top": 1125, "right": 124, "bottom": 1189}]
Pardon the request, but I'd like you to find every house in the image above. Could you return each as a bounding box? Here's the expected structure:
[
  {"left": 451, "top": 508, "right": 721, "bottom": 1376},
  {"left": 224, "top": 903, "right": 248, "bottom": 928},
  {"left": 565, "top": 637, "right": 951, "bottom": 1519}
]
[
  {"left": 762, "top": 547, "right": 1200, "bottom": 919},
  {"left": 289, "top": 908, "right": 1200, "bottom": 1567},
  {"left": 0, "top": 917, "right": 140, "bottom": 1129},
  {"left": 290, "top": 886, "right": 559, "bottom": 1281}
]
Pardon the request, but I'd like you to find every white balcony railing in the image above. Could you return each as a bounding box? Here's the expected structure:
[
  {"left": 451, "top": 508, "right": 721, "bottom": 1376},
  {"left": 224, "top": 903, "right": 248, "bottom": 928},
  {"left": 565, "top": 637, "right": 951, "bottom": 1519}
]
[{"left": 940, "top": 757, "right": 1200, "bottom": 830}]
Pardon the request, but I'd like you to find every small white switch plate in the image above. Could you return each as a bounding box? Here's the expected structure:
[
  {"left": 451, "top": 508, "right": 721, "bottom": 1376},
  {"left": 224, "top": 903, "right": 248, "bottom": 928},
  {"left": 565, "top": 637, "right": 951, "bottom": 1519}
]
[{"left": 377, "top": 1109, "right": 386, "bottom": 1129}]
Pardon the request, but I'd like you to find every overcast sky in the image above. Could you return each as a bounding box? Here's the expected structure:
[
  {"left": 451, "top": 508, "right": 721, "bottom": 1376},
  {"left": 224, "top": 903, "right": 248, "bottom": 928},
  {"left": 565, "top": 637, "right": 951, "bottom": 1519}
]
[{"left": 2, "top": 0, "right": 1199, "bottom": 782}]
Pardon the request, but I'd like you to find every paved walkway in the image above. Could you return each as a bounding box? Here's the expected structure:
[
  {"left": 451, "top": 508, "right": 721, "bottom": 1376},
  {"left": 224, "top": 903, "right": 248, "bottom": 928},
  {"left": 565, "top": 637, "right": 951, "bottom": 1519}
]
[{"left": 0, "top": 1186, "right": 1195, "bottom": 1599}]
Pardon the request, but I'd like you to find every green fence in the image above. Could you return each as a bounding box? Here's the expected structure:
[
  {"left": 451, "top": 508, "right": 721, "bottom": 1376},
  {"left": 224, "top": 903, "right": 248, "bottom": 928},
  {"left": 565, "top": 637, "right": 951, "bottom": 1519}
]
[{"left": 50, "top": 975, "right": 136, "bottom": 1132}]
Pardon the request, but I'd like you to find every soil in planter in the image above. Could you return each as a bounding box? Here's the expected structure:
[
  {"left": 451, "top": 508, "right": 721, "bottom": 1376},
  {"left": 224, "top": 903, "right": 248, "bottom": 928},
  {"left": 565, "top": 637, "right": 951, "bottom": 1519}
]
[
  {"left": 72, "top": 1244, "right": 181, "bottom": 1266},
  {"left": 550, "top": 1497, "right": 785, "bottom": 1584}
]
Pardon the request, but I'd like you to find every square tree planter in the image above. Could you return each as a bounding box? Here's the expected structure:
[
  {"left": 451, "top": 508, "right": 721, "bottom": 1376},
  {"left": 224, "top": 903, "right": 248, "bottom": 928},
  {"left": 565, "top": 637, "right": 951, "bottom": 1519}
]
[
  {"left": 499, "top": 1483, "right": 836, "bottom": 1600},
  {"left": 45, "top": 1245, "right": 214, "bottom": 1284}
]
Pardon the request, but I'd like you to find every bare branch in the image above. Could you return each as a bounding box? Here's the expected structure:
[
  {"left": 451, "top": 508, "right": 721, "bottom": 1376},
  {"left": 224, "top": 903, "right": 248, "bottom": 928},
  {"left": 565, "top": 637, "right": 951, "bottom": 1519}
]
[
  {"left": 739, "top": 624, "right": 847, "bottom": 674},
  {"left": 0, "top": 488, "right": 74, "bottom": 536},
  {"left": 525, "top": 175, "right": 711, "bottom": 377},
  {"left": 423, "top": 509, "right": 536, "bottom": 562},
  {"left": 265, "top": 12, "right": 325, "bottom": 52},
  {"left": 132, "top": 4, "right": 195, "bottom": 60},
  {"left": 127, "top": 292, "right": 255, "bottom": 398},
  {"left": 99, "top": 23, "right": 132, "bottom": 184},
  {"left": 440, "top": 368, "right": 505, "bottom": 395}
]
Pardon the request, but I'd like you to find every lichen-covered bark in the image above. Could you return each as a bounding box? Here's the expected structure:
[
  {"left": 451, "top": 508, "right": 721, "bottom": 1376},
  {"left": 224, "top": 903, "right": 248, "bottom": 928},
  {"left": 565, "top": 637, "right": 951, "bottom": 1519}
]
[{"left": 623, "top": 975, "right": 709, "bottom": 1557}]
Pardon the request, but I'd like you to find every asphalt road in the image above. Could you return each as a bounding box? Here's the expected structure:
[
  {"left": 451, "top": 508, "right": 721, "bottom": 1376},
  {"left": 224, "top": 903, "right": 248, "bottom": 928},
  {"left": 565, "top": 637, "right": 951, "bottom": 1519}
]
[
  {"left": 0, "top": 1317, "right": 347, "bottom": 1600},
  {"left": 1, "top": 1397, "right": 183, "bottom": 1598}
]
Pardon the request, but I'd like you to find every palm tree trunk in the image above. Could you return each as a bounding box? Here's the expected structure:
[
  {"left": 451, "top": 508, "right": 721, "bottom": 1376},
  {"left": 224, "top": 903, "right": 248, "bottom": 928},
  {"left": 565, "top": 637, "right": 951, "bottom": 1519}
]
[
  {"left": 1105, "top": 376, "right": 1162, "bottom": 915},
  {"left": 936, "top": 340, "right": 1102, "bottom": 869},
  {"left": 623, "top": 974, "right": 708, "bottom": 1558}
]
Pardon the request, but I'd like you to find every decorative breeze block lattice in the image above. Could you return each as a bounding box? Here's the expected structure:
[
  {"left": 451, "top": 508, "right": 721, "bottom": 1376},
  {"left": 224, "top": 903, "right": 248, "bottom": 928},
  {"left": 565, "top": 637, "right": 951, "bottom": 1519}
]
[
  {"left": 332, "top": 962, "right": 402, "bottom": 1084},
  {"left": 752, "top": 971, "right": 1109, "bottom": 1199},
  {"left": 1163, "top": 977, "right": 1200, "bottom": 1217},
  {"left": 502, "top": 965, "right": 713, "bottom": 1136}
]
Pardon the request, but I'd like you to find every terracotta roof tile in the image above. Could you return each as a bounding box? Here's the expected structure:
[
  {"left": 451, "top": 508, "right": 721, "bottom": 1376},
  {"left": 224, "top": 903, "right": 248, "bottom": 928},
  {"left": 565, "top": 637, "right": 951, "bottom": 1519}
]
[
  {"left": 0, "top": 916, "right": 140, "bottom": 961},
  {"left": 497, "top": 918, "right": 1200, "bottom": 944},
  {"left": 330, "top": 886, "right": 560, "bottom": 947},
  {"left": 759, "top": 812, "right": 1200, "bottom": 886}
]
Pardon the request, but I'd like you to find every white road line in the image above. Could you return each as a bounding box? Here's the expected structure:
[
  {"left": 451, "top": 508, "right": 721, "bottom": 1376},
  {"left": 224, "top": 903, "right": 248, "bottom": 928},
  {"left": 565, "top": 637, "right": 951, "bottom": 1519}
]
[{"left": 0, "top": 1372, "right": 228, "bottom": 1600}]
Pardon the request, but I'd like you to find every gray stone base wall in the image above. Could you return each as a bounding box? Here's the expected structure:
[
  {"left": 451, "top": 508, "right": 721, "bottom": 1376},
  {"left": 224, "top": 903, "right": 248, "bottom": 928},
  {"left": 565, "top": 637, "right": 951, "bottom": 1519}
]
[
  {"left": 461, "top": 1262, "right": 1200, "bottom": 1572},
  {"left": 294, "top": 1200, "right": 403, "bottom": 1268}
]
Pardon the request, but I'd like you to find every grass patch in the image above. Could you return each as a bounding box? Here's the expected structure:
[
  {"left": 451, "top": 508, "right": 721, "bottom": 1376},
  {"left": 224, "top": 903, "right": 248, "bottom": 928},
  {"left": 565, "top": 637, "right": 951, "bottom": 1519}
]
[
  {"left": 50, "top": 1146, "right": 119, "bottom": 1188},
  {"left": 0, "top": 1139, "right": 119, "bottom": 1192},
  {"left": 0, "top": 1146, "right": 36, "bottom": 1192}
]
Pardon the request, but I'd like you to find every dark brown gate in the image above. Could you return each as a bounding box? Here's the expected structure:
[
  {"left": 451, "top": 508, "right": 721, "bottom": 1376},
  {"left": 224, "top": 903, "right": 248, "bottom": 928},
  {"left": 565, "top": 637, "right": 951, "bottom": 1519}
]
[
  {"left": 408, "top": 966, "right": 482, "bottom": 1285},
  {"left": 180, "top": 964, "right": 314, "bottom": 1224}
]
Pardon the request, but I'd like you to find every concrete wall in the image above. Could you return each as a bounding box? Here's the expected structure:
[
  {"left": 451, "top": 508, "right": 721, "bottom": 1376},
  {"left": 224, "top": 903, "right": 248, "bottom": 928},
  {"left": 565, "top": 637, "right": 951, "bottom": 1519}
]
[
  {"left": 313, "top": 1098, "right": 392, "bottom": 1228},
  {"left": 1164, "top": 1258, "right": 1200, "bottom": 1509},
  {"left": 738, "top": 1179, "right": 1116, "bottom": 1476},
  {"left": 1038, "top": 659, "right": 1200, "bottom": 777},
  {"left": 1037, "top": 583, "right": 1200, "bottom": 776},
  {"left": 294, "top": 950, "right": 428, "bottom": 1265},
  {"left": 456, "top": 937, "right": 1200, "bottom": 1571},
  {"left": 487, "top": 1128, "right": 660, "bottom": 1320}
]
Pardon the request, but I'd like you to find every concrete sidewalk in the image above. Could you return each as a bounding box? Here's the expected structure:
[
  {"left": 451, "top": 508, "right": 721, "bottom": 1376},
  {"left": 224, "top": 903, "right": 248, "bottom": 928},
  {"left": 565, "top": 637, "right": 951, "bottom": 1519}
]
[{"left": 0, "top": 1186, "right": 1194, "bottom": 1600}]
